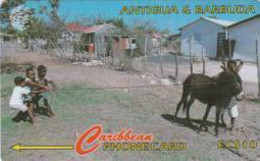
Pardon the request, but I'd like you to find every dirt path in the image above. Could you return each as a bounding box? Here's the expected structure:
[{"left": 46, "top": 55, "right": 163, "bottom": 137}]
[{"left": 1, "top": 52, "right": 260, "bottom": 161}]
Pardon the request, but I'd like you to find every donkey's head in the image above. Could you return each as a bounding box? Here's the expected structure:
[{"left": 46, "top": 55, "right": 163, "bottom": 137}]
[{"left": 217, "top": 60, "right": 243, "bottom": 96}]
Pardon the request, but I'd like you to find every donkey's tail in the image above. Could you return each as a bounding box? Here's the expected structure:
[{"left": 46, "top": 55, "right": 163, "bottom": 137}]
[{"left": 181, "top": 76, "right": 192, "bottom": 113}]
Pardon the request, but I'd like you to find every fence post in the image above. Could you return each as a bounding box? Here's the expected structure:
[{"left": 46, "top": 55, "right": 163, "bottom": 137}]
[
  {"left": 189, "top": 36, "right": 193, "bottom": 74},
  {"left": 174, "top": 42, "right": 179, "bottom": 80},
  {"left": 144, "top": 34, "right": 149, "bottom": 72},
  {"left": 201, "top": 45, "right": 205, "bottom": 75},
  {"left": 256, "top": 38, "right": 260, "bottom": 98},
  {"left": 0, "top": 35, "right": 4, "bottom": 61},
  {"left": 158, "top": 39, "right": 164, "bottom": 75}
]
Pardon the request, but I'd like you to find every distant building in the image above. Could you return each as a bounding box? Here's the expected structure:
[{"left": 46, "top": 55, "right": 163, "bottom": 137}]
[
  {"left": 66, "top": 23, "right": 114, "bottom": 55},
  {"left": 166, "top": 33, "right": 181, "bottom": 54},
  {"left": 179, "top": 14, "right": 260, "bottom": 62}
]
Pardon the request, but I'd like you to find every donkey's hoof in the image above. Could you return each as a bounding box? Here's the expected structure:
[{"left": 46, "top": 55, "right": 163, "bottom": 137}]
[
  {"left": 186, "top": 120, "right": 193, "bottom": 126},
  {"left": 199, "top": 125, "right": 208, "bottom": 132},
  {"left": 215, "top": 131, "right": 219, "bottom": 136}
]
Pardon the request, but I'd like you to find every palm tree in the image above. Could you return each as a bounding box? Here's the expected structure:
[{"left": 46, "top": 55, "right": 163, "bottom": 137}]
[{"left": 49, "top": 0, "right": 59, "bottom": 20}]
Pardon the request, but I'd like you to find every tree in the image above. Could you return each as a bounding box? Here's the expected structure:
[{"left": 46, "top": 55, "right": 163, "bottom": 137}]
[
  {"left": 49, "top": 0, "right": 59, "bottom": 21},
  {"left": 0, "top": 0, "right": 25, "bottom": 23},
  {"left": 0, "top": 0, "right": 26, "bottom": 28}
]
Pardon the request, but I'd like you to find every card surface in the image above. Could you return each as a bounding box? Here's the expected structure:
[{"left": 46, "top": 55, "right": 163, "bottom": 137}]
[{"left": 1, "top": 0, "right": 260, "bottom": 160}]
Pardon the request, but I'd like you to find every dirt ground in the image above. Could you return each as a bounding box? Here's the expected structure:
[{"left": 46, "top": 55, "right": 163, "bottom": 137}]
[{"left": 1, "top": 51, "right": 260, "bottom": 161}]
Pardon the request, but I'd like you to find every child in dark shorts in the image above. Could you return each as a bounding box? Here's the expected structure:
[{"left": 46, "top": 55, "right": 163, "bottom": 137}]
[{"left": 36, "top": 65, "right": 55, "bottom": 117}]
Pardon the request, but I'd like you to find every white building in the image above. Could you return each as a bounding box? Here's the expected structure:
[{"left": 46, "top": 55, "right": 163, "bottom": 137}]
[
  {"left": 228, "top": 15, "right": 260, "bottom": 61},
  {"left": 179, "top": 14, "right": 260, "bottom": 62}
]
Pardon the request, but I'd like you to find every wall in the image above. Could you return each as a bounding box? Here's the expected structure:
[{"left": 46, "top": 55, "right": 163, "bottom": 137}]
[
  {"left": 180, "top": 19, "right": 225, "bottom": 58},
  {"left": 229, "top": 17, "right": 260, "bottom": 62}
]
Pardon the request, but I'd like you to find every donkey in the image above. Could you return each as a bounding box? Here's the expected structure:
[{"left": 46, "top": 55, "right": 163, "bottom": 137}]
[{"left": 175, "top": 60, "right": 243, "bottom": 136}]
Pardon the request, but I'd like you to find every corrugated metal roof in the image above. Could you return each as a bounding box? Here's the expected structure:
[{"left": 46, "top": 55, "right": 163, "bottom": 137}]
[
  {"left": 228, "top": 14, "right": 260, "bottom": 28},
  {"left": 202, "top": 16, "right": 235, "bottom": 27},
  {"left": 66, "top": 23, "right": 114, "bottom": 34},
  {"left": 66, "top": 23, "right": 88, "bottom": 32},
  {"left": 179, "top": 16, "right": 236, "bottom": 30}
]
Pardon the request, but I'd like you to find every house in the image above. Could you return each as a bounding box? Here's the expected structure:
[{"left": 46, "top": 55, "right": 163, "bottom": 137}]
[
  {"left": 166, "top": 33, "right": 181, "bottom": 54},
  {"left": 179, "top": 14, "right": 260, "bottom": 62},
  {"left": 228, "top": 15, "right": 260, "bottom": 61},
  {"left": 66, "top": 23, "right": 114, "bottom": 55},
  {"left": 111, "top": 35, "right": 136, "bottom": 59},
  {"left": 179, "top": 16, "right": 234, "bottom": 58}
]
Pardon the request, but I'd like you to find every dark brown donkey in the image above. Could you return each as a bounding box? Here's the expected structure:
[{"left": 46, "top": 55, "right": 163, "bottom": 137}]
[{"left": 175, "top": 60, "right": 243, "bottom": 136}]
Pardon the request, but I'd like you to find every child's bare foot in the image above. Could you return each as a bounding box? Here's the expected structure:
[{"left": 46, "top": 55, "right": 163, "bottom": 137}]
[{"left": 30, "top": 117, "right": 36, "bottom": 124}]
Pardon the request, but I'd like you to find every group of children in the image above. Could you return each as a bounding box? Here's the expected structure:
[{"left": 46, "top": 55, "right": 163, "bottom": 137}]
[{"left": 9, "top": 65, "right": 55, "bottom": 124}]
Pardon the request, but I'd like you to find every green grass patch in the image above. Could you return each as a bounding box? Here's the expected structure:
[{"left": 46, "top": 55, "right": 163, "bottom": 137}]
[
  {"left": 52, "top": 85, "right": 131, "bottom": 108},
  {"left": 1, "top": 72, "right": 22, "bottom": 98},
  {"left": 248, "top": 98, "right": 260, "bottom": 103}
]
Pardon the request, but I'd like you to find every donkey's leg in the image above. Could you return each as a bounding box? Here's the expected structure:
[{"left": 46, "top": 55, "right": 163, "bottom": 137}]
[
  {"left": 175, "top": 100, "right": 183, "bottom": 117},
  {"left": 175, "top": 85, "right": 190, "bottom": 117},
  {"left": 220, "top": 112, "right": 227, "bottom": 127},
  {"left": 175, "top": 97, "right": 188, "bottom": 117},
  {"left": 215, "top": 107, "right": 221, "bottom": 136},
  {"left": 186, "top": 96, "right": 195, "bottom": 124},
  {"left": 199, "top": 104, "right": 212, "bottom": 130}
]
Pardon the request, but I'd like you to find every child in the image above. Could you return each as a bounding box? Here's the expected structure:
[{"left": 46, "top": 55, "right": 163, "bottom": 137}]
[
  {"left": 36, "top": 65, "right": 55, "bottom": 117},
  {"left": 25, "top": 67, "right": 48, "bottom": 91},
  {"left": 227, "top": 93, "right": 243, "bottom": 131},
  {"left": 9, "top": 76, "right": 36, "bottom": 124}
]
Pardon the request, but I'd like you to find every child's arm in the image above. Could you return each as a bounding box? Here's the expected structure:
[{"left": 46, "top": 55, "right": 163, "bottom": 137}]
[
  {"left": 26, "top": 80, "right": 49, "bottom": 90},
  {"left": 30, "top": 90, "right": 42, "bottom": 94},
  {"left": 236, "top": 91, "right": 244, "bottom": 101},
  {"left": 48, "top": 80, "right": 57, "bottom": 91}
]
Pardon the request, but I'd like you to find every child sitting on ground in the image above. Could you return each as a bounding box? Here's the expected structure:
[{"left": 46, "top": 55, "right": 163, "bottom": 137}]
[
  {"left": 9, "top": 76, "right": 36, "bottom": 124},
  {"left": 35, "top": 65, "right": 55, "bottom": 117},
  {"left": 25, "top": 67, "right": 48, "bottom": 92}
]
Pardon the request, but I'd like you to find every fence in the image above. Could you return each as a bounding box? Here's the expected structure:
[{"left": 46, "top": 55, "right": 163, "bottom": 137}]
[{"left": 1, "top": 32, "right": 259, "bottom": 98}]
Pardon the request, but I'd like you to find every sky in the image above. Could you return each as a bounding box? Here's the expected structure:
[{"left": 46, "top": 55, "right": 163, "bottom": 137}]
[{"left": 25, "top": 0, "right": 260, "bottom": 33}]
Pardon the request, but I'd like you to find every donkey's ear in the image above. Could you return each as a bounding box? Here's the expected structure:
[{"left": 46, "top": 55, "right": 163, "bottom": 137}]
[
  {"left": 236, "top": 61, "right": 243, "bottom": 72},
  {"left": 220, "top": 61, "right": 226, "bottom": 71},
  {"left": 220, "top": 65, "right": 226, "bottom": 72},
  {"left": 221, "top": 61, "right": 228, "bottom": 72}
]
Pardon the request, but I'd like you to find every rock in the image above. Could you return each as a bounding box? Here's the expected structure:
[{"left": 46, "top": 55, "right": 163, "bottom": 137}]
[
  {"left": 149, "top": 80, "right": 157, "bottom": 85},
  {"left": 72, "top": 62, "right": 80, "bottom": 65},
  {"left": 140, "top": 75, "right": 146, "bottom": 79},
  {"left": 174, "top": 80, "right": 182, "bottom": 85},
  {"left": 82, "top": 60, "right": 103, "bottom": 66},
  {"left": 160, "top": 79, "right": 172, "bottom": 86}
]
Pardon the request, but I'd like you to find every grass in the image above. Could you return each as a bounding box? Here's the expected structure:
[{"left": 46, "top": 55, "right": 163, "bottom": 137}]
[
  {"left": 1, "top": 72, "right": 133, "bottom": 160},
  {"left": 248, "top": 98, "right": 260, "bottom": 103},
  {"left": 0, "top": 73, "right": 237, "bottom": 161},
  {"left": 52, "top": 85, "right": 131, "bottom": 107},
  {"left": 1, "top": 72, "right": 20, "bottom": 98}
]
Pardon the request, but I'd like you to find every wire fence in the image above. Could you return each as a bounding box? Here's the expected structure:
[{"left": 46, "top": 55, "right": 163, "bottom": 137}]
[{"left": 1, "top": 33, "right": 259, "bottom": 98}]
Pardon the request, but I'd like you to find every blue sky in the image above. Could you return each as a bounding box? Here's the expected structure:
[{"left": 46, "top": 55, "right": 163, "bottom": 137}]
[{"left": 26, "top": 0, "right": 260, "bottom": 33}]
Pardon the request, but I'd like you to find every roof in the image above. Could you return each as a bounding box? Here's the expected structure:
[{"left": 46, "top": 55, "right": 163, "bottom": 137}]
[
  {"left": 167, "top": 33, "right": 181, "bottom": 40},
  {"left": 228, "top": 14, "right": 260, "bottom": 28},
  {"left": 202, "top": 17, "right": 235, "bottom": 27},
  {"left": 179, "top": 17, "right": 235, "bottom": 30},
  {"left": 66, "top": 23, "right": 114, "bottom": 34}
]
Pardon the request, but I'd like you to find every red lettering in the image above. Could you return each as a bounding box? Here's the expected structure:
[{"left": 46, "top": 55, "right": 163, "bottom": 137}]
[{"left": 75, "top": 124, "right": 102, "bottom": 156}]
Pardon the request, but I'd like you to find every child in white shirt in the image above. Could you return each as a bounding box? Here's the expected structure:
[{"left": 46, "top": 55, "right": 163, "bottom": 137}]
[{"left": 9, "top": 76, "right": 36, "bottom": 124}]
